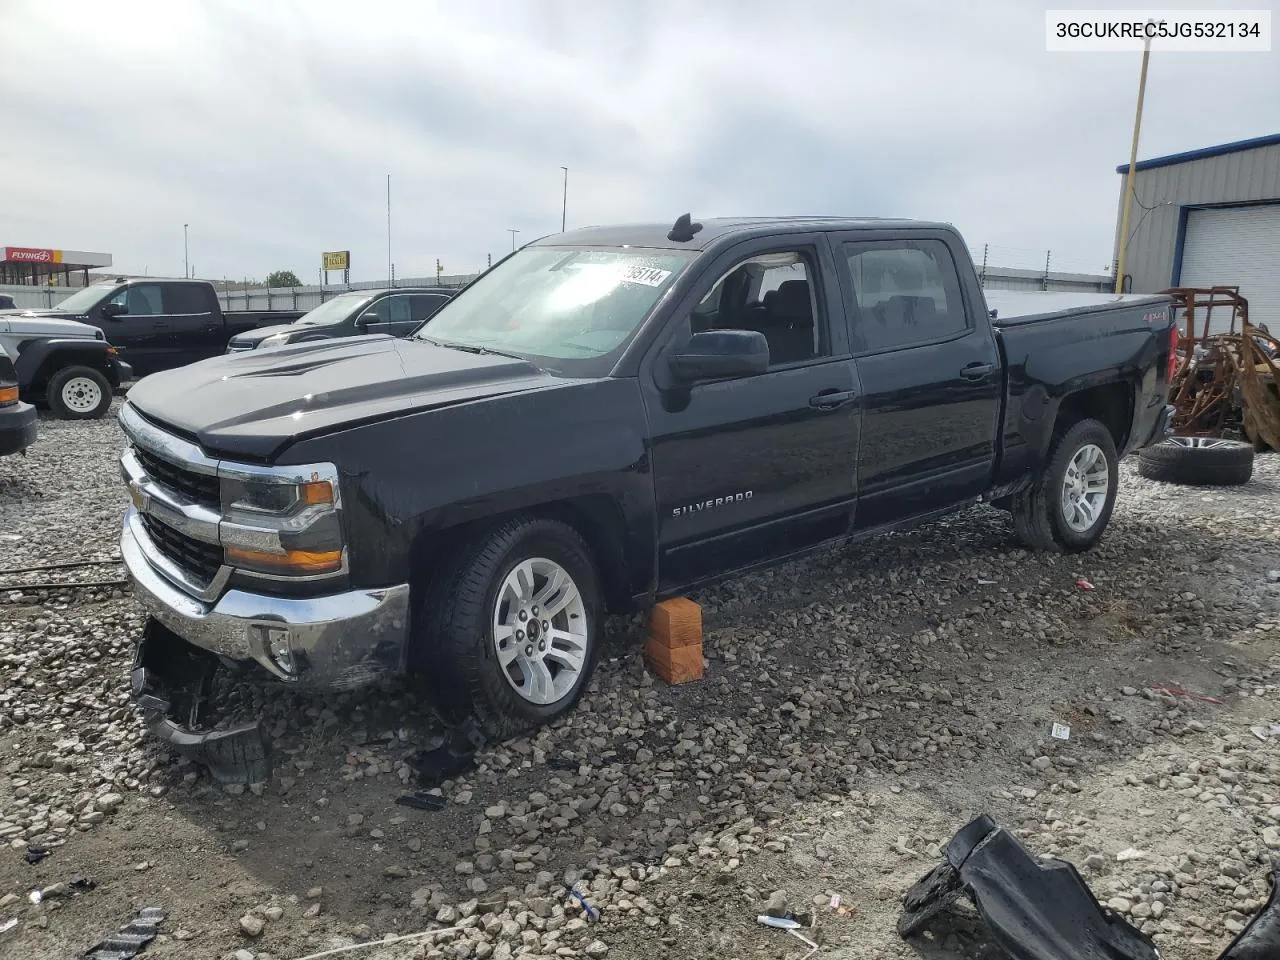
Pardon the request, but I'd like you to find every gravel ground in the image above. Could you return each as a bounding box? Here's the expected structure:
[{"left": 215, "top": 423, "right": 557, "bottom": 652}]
[{"left": 1, "top": 403, "right": 1278, "bottom": 960}]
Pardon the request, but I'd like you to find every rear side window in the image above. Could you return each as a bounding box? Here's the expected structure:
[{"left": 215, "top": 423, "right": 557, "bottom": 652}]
[
  {"left": 842, "top": 240, "right": 968, "bottom": 352},
  {"left": 164, "top": 284, "right": 212, "bottom": 314},
  {"left": 411, "top": 294, "right": 449, "bottom": 322}
]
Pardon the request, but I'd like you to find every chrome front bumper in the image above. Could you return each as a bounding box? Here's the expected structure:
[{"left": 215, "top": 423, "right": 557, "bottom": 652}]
[{"left": 121, "top": 509, "right": 411, "bottom": 688}]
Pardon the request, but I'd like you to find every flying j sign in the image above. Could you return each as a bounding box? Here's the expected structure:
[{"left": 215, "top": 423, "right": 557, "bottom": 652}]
[{"left": 3, "top": 247, "right": 63, "bottom": 264}]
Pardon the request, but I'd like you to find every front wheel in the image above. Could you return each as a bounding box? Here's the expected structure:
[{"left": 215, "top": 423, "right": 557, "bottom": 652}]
[
  {"left": 418, "top": 517, "right": 602, "bottom": 740},
  {"left": 1012, "top": 418, "right": 1119, "bottom": 552},
  {"left": 47, "top": 365, "right": 112, "bottom": 420}
]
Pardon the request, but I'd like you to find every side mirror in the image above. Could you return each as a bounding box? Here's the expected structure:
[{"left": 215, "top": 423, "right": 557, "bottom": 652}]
[
  {"left": 668, "top": 329, "right": 769, "bottom": 382},
  {"left": 102, "top": 302, "right": 127, "bottom": 318},
  {"left": 355, "top": 312, "right": 378, "bottom": 331}
]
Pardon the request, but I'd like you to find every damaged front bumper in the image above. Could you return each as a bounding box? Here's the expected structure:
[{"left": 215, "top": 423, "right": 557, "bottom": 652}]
[
  {"left": 131, "top": 620, "right": 273, "bottom": 785},
  {"left": 900, "top": 814, "right": 1280, "bottom": 960}
]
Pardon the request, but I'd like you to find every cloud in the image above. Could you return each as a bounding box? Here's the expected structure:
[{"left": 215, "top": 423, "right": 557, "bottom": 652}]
[{"left": 1, "top": 0, "right": 1276, "bottom": 281}]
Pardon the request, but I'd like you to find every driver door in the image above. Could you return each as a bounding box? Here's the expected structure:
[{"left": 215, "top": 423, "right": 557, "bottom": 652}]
[{"left": 639, "top": 234, "right": 862, "bottom": 590}]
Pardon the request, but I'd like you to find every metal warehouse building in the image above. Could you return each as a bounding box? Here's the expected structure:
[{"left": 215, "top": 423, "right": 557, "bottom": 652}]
[{"left": 1113, "top": 132, "right": 1280, "bottom": 328}]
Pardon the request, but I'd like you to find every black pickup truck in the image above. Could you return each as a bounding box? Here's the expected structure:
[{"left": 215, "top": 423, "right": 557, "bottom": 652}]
[
  {"left": 1, "top": 278, "right": 303, "bottom": 378},
  {"left": 225, "top": 286, "right": 455, "bottom": 353},
  {"left": 117, "top": 215, "right": 1176, "bottom": 779}
]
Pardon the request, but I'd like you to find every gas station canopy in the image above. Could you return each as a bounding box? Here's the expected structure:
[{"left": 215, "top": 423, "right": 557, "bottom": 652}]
[{"left": 1, "top": 246, "right": 113, "bottom": 286}]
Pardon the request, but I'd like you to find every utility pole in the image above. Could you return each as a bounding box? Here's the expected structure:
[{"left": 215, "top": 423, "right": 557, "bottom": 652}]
[
  {"left": 386, "top": 174, "right": 393, "bottom": 289},
  {"left": 1114, "top": 30, "right": 1153, "bottom": 295},
  {"left": 560, "top": 166, "right": 568, "bottom": 232},
  {"left": 508, "top": 228, "right": 520, "bottom": 251},
  {"left": 183, "top": 224, "right": 189, "bottom": 279}
]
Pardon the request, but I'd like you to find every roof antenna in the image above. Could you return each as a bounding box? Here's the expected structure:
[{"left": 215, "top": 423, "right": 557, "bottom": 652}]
[{"left": 667, "top": 213, "right": 703, "bottom": 243}]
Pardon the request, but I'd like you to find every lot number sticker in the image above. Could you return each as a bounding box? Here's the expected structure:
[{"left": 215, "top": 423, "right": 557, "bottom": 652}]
[{"left": 621, "top": 265, "right": 672, "bottom": 287}]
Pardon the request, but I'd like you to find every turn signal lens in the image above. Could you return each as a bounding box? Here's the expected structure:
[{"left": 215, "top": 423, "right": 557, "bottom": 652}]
[
  {"left": 299, "top": 480, "right": 334, "bottom": 506},
  {"left": 224, "top": 545, "right": 343, "bottom": 575},
  {"left": 0, "top": 385, "right": 17, "bottom": 406}
]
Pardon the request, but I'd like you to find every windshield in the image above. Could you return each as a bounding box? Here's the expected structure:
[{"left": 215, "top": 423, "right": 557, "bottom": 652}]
[
  {"left": 415, "top": 247, "right": 692, "bottom": 372},
  {"left": 295, "top": 292, "right": 372, "bottom": 326},
  {"left": 51, "top": 285, "right": 115, "bottom": 313}
]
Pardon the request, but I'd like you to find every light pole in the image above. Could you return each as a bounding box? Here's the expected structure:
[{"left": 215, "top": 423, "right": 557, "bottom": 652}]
[
  {"left": 1114, "top": 28, "right": 1154, "bottom": 294},
  {"left": 508, "top": 228, "right": 520, "bottom": 251},
  {"left": 560, "top": 166, "right": 568, "bottom": 232},
  {"left": 183, "top": 224, "right": 189, "bottom": 278}
]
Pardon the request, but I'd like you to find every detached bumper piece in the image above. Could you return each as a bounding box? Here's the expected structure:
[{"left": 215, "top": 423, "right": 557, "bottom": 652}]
[
  {"left": 84, "top": 906, "right": 165, "bottom": 960},
  {"left": 131, "top": 619, "right": 272, "bottom": 786},
  {"left": 899, "top": 814, "right": 1280, "bottom": 960}
]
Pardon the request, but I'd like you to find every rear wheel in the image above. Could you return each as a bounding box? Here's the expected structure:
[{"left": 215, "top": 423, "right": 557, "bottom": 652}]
[
  {"left": 47, "top": 365, "right": 112, "bottom": 420},
  {"left": 417, "top": 517, "right": 602, "bottom": 740},
  {"left": 1012, "top": 418, "right": 1119, "bottom": 553}
]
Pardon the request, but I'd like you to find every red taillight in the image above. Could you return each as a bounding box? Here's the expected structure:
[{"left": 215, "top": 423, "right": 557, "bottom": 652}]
[{"left": 1167, "top": 324, "right": 1179, "bottom": 382}]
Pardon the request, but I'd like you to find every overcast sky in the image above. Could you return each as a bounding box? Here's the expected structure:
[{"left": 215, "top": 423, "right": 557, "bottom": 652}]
[{"left": 1, "top": 0, "right": 1276, "bottom": 283}]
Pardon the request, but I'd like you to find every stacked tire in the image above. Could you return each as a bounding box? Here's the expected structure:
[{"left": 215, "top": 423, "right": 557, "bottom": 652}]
[{"left": 1137, "top": 437, "right": 1254, "bottom": 487}]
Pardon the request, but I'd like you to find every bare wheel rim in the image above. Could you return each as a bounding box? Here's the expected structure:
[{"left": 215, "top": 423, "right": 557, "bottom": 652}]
[
  {"left": 1168, "top": 436, "right": 1240, "bottom": 449},
  {"left": 1061, "top": 443, "right": 1109, "bottom": 534},
  {"left": 492, "top": 556, "right": 588, "bottom": 706},
  {"left": 61, "top": 376, "right": 103, "bottom": 413}
]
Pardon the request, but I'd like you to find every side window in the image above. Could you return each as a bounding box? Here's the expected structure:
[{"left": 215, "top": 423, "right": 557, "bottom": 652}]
[
  {"left": 387, "top": 295, "right": 414, "bottom": 324},
  {"left": 164, "top": 284, "right": 211, "bottom": 314},
  {"left": 411, "top": 294, "right": 449, "bottom": 322},
  {"left": 110, "top": 284, "right": 163, "bottom": 316},
  {"left": 361, "top": 297, "right": 391, "bottom": 322},
  {"left": 689, "top": 250, "right": 827, "bottom": 367},
  {"left": 843, "top": 240, "right": 968, "bottom": 352}
]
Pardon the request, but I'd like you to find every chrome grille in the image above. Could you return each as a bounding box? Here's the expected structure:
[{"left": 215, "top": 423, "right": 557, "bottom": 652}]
[
  {"left": 132, "top": 446, "right": 219, "bottom": 508},
  {"left": 139, "top": 514, "right": 222, "bottom": 584}
]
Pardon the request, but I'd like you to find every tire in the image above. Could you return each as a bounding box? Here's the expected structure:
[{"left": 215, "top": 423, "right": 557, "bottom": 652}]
[
  {"left": 417, "top": 517, "right": 603, "bottom": 740},
  {"left": 1012, "top": 418, "right": 1119, "bottom": 553},
  {"left": 897, "top": 862, "right": 963, "bottom": 938},
  {"left": 47, "top": 365, "right": 112, "bottom": 420},
  {"left": 1137, "top": 436, "right": 1254, "bottom": 486}
]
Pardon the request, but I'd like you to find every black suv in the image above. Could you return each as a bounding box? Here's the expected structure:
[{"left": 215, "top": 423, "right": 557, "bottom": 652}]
[{"left": 226, "top": 287, "right": 454, "bottom": 353}]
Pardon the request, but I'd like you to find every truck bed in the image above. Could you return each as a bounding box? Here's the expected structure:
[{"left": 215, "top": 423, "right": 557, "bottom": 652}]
[{"left": 987, "top": 291, "right": 1171, "bottom": 326}]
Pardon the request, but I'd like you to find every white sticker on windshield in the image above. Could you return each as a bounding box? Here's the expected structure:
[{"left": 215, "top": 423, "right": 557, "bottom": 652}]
[{"left": 621, "top": 265, "right": 672, "bottom": 287}]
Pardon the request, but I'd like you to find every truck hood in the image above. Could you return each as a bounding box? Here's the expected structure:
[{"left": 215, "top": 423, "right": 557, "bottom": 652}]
[
  {"left": 125, "top": 334, "right": 560, "bottom": 461},
  {"left": 0, "top": 310, "right": 101, "bottom": 339}
]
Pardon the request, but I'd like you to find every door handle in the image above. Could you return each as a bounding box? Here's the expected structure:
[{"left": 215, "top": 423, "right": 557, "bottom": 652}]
[
  {"left": 960, "top": 362, "right": 994, "bottom": 380},
  {"left": 809, "top": 389, "right": 858, "bottom": 410}
]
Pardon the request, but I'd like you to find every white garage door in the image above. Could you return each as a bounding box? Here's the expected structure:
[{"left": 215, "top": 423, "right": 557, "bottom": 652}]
[{"left": 1180, "top": 204, "right": 1280, "bottom": 334}]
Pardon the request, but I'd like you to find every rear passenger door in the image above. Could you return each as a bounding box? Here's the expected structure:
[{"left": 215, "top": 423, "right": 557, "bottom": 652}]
[
  {"left": 831, "top": 234, "right": 1001, "bottom": 528},
  {"left": 161, "top": 283, "right": 222, "bottom": 365}
]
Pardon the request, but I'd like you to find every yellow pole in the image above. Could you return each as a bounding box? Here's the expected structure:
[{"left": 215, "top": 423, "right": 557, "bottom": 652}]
[{"left": 1115, "top": 38, "right": 1152, "bottom": 295}]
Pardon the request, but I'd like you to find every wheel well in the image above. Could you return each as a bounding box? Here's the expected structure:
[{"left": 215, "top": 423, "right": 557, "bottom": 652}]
[
  {"left": 410, "top": 496, "right": 636, "bottom": 615},
  {"left": 32, "top": 353, "right": 115, "bottom": 394},
  {"left": 1055, "top": 382, "right": 1133, "bottom": 450}
]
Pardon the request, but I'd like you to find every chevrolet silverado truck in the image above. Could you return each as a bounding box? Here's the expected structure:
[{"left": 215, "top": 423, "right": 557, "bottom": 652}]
[
  {"left": 0, "top": 313, "right": 132, "bottom": 419},
  {"left": 0, "top": 342, "right": 37, "bottom": 455},
  {"left": 117, "top": 215, "right": 1176, "bottom": 782},
  {"left": 225, "top": 286, "right": 455, "bottom": 353},
  {"left": 2, "top": 278, "right": 303, "bottom": 378}
]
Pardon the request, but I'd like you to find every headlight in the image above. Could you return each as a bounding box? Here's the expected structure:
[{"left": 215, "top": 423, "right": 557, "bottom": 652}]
[
  {"left": 219, "top": 466, "right": 344, "bottom": 578},
  {"left": 258, "top": 333, "right": 289, "bottom": 348}
]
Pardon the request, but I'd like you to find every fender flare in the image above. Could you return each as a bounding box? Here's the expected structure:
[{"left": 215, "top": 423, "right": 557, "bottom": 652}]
[{"left": 13, "top": 338, "right": 121, "bottom": 390}]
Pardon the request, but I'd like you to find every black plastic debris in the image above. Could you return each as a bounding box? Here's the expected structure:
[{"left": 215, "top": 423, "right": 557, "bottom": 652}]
[
  {"left": 900, "top": 814, "right": 1280, "bottom": 960},
  {"left": 395, "top": 791, "right": 447, "bottom": 812},
  {"left": 70, "top": 878, "right": 96, "bottom": 893},
  {"left": 131, "top": 621, "right": 271, "bottom": 786},
  {"left": 24, "top": 845, "right": 48, "bottom": 865},
  {"left": 546, "top": 755, "right": 578, "bottom": 773},
  {"left": 83, "top": 906, "right": 165, "bottom": 960},
  {"left": 407, "top": 716, "right": 486, "bottom": 789}
]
